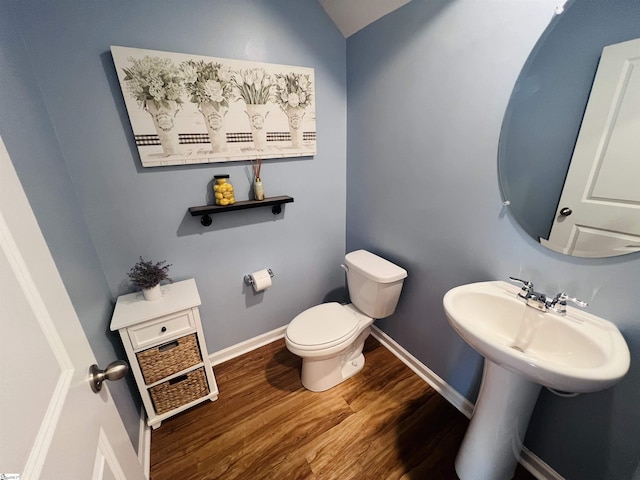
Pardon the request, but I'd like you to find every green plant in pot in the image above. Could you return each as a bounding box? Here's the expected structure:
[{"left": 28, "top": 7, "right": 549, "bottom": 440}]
[{"left": 128, "top": 257, "right": 172, "bottom": 301}]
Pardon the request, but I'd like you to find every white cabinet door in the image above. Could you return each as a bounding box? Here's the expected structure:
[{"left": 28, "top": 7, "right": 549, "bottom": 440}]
[
  {"left": 543, "top": 38, "right": 640, "bottom": 257},
  {"left": 0, "top": 137, "right": 145, "bottom": 480}
]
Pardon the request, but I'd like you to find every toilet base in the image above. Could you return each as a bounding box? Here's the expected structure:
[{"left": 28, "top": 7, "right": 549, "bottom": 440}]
[{"left": 300, "top": 328, "right": 370, "bottom": 392}]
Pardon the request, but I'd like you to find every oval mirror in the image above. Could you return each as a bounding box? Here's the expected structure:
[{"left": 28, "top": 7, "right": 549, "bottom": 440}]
[{"left": 498, "top": 0, "right": 640, "bottom": 258}]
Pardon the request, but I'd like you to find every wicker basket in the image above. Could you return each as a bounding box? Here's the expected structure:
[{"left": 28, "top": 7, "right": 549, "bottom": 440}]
[
  {"left": 149, "top": 367, "right": 209, "bottom": 415},
  {"left": 137, "top": 333, "right": 201, "bottom": 384}
]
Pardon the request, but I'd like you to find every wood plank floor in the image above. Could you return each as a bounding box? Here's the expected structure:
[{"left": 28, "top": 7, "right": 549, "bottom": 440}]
[{"left": 150, "top": 336, "right": 536, "bottom": 480}]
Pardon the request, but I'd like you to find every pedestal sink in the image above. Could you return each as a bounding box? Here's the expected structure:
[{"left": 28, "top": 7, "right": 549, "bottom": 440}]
[{"left": 443, "top": 281, "right": 630, "bottom": 480}]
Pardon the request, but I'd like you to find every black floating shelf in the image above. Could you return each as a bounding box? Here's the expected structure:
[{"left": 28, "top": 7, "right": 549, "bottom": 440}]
[{"left": 189, "top": 195, "right": 294, "bottom": 226}]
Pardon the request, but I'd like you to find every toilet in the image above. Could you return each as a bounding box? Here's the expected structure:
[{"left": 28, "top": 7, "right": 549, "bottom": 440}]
[{"left": 285, "top": 249, "right": 407, "bottom": 392}]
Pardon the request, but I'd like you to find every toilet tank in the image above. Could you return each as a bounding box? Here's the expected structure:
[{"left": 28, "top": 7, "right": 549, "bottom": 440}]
[{"left": 344, "top": 250, "right": 408, "bottom": 319}]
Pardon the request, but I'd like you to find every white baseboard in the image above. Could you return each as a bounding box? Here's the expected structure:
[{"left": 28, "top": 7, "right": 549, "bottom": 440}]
[
  {"left": 138, "top": 406, "right": 151, "bottom": 479},
  {"left": 520, "top": 446, "right": 564, "bottom": 480},
  {"left": 209, "top": 325, "right": 287, "bottom": 366},
  {"left": 370, "top": 326, "right": 475, "bottom": 418}
]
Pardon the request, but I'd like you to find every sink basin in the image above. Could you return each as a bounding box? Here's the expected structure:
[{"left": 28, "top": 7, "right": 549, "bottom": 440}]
[
  {"left": 444, "top": 280, "right": 630, "bottom": 480},
  {"left": 443, "top": 280, "right": 630, "bottom": 393}
]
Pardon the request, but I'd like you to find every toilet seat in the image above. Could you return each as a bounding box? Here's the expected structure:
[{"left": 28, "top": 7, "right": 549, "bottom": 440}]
[{"left": 286, "top": 303, "right": 359, "bottom": 351}]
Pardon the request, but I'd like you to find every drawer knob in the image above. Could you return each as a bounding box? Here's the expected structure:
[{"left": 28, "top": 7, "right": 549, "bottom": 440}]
[{"left": 161, "top": 326, "right": 167, "bottom": 333}]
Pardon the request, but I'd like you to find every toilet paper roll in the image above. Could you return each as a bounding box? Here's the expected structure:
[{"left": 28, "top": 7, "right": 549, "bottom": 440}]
[{"left": 250, "top": 269, "right": 272, "bottom": 292}]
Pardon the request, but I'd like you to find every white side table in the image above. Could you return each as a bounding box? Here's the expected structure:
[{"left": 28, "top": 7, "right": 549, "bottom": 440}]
[{"left": 110, "top": 278, "right": 218, "bottom": 429}]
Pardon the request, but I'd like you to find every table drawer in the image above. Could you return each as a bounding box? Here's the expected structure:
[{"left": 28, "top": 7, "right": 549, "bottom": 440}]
[{"left": 128, "top": 310, "right": 195, "bottom": 350}]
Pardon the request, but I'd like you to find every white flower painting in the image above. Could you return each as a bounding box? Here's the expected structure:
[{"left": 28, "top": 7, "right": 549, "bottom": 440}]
[{"left": 111, "top": 46, "right": 316, "bottom": 167}]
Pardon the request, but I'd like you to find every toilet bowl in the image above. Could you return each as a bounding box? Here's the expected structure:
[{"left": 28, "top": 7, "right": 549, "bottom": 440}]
[
  {"left": 286, "top": 303, "right": 373, "bottom": 392},
  {"left": 285, "top": 250, "right": 407, "bottom": 392}
]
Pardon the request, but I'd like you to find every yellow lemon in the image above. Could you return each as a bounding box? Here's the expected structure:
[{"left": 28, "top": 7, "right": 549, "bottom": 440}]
[
  {"left": 220, "top": 198, "right": 230, "bottom": 206},
  {"left": 213, "top": 184, "right": 220, "bottom": 192},
  {"left": 215, "top": 192, "right": 223, "bottom": 199}
]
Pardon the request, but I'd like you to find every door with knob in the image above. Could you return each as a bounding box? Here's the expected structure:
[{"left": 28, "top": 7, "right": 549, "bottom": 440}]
[
  {"left": 0, "top": 139, "right": 145, "bottom": 480},
  {"left": 542, "top": 39, "right": 640, "bottom": 257}
]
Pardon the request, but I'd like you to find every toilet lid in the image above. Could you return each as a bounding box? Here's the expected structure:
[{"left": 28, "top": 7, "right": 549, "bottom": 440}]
[{"left": 287, "top": 303, "right": 359, "bottom": 347}]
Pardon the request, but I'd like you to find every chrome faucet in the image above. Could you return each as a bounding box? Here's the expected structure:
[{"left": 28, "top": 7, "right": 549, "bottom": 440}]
[
  {"left": 509, "top": 277, "right": 587, "bottom": 314},
  {"left": 509, "top": 277, "right": 549, "bottom": 312},
  {"left": 547, "top": 292, "right": 588, "bottom": 314}
]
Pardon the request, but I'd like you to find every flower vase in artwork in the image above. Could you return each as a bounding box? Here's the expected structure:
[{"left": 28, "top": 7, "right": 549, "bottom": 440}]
[
  {"left": 285, "top": 105, "right": 306, "bottom": 148},
  {"left": 245, "top": 104, "right": 269, "bottom": 150},
  {"left": 198, "top": 102, "right": 228, "bottom": 153},
  {"left": 145, "top": 99, "right": 180, "bottom": 155}
]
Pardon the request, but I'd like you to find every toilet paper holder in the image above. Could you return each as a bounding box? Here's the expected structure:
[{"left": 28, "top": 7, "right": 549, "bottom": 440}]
[{"left": 244, "top": 269, "right": 274, "bottom": 286}]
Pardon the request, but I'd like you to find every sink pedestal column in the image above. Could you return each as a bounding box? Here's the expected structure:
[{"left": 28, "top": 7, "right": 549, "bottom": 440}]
[{"left": 455, "top": 360, "right": 541, "bottom": 480}]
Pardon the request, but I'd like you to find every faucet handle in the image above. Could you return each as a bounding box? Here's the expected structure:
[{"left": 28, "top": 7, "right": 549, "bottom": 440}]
[
  {"left": 550, "top": 292, "right": 588, "bottom": 314},
  {"left": 509, "top": 276, "right": 533, "bottom": 287},
  {"left": 509, "top": 276, "right": 533, "bottom": 292}
]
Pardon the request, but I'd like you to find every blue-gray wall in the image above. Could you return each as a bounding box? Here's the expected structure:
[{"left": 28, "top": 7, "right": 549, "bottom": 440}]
[
  {"left": 4, "top": 0, "right": 639, "bottom": 477},
  {"left": 347, "top": 1, "right": 640, "bottom": 479},
  {"left": 2, "top": 0, "right": 346, "bottom": 451}
]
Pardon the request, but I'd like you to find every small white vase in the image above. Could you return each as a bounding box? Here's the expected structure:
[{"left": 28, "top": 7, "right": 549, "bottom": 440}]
[
  {"left": 142, "top": 284, "right": 162, "bottom": 301},
  {"left": 253, "top": 178, "right": 265, "bottom": 201}
]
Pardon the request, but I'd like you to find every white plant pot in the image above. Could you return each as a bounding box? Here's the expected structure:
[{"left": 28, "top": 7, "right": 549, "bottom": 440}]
[{"left": 142, "top": 284, "right": 162, "bottom": 301}]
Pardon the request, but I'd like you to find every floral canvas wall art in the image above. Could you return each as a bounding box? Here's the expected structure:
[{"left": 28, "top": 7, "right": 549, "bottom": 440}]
[{"left": 111, "top": 46, "right": 316, "bottom": 167}]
